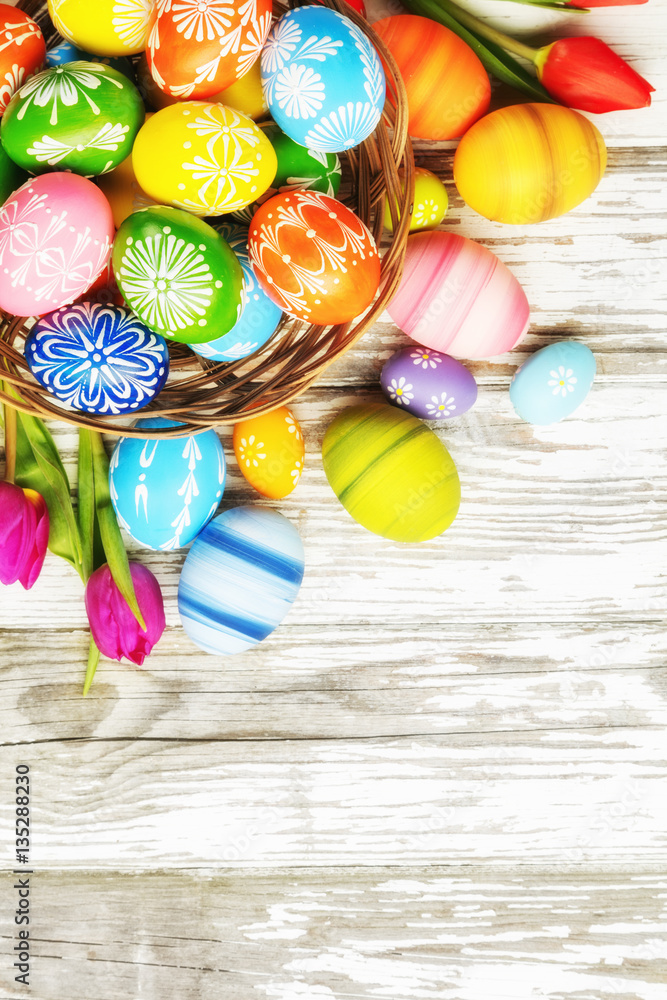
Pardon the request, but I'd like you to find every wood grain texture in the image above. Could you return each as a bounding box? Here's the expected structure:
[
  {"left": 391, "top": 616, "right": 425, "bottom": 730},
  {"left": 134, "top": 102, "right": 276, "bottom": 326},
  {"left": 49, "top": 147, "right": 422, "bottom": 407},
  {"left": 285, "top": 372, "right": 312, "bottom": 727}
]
[{"left": 0, "top": 867, "right": 666, "bottom": 1000}]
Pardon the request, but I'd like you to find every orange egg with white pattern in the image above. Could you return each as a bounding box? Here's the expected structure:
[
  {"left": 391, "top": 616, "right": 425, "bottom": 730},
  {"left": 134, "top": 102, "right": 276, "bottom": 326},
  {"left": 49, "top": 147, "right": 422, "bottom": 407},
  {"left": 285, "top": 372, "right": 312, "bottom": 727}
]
[
  {"left": 249, "top": 190, "right": 381, "bottom": 326},
  {"left": 233, "top": 406, "right": 305, "bottom": 500}
]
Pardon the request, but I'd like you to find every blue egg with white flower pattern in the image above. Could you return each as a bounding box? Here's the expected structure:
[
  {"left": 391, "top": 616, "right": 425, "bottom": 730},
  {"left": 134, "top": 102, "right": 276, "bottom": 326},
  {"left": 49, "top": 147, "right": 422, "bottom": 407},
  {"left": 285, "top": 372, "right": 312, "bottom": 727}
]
[
  {"left": 178, "top": 506, "right": 305, "bottom": 655},
  {"left": 510, "top": 341, "right": 596, "bottom": 425},
  {"left": 25, "top": 302, "right": 169, "bottom": 415},
  {"left": 261, "top": 6, "right": 385, "bottom": 153},
  {"left": 191, "top": 223, "right": 282, "bottom": 363},
  {"left": 109, "top": 417, "right": 225, "bottom": 550}
]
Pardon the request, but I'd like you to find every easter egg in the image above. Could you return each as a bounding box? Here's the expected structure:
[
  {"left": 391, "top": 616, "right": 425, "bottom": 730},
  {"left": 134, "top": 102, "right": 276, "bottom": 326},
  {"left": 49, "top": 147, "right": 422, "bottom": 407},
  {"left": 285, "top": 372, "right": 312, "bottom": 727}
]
[
  {"left": 0, "top": 4, "right": 45, "bottom": 118},
  {"left": 47, "top": 0, "right": 153, "bottom": 56},
  {"left": 261, "top": 7, "right": 385, "bottom": 152},
  {"left": 233, "top": 406, "right": 305, "bottom": 499},
  {"left": 373, "top": 16, "right": 490, "bottom": 141},
  {"left": 97, "top": 148, "right": 156, "bottom": 228},
  {"left": 387, "top": 231, "right": 530, "bottom": 360},
  {"left": 146, "top": 0, "right": 272, "bottom": 99},
  {"left": 0, "top": 135, "right": 27, "bottom": 205},
  {"left": 178, "top": 506, "right": 305, "bottom": 655},
  {"left": 191, "top": 222, "right": 282, "bottom": 362},
  {"left": 1, "top": 62, "right": 144, "bottom": 176},
  {"left": 510, "top": 341, "right": 596, "bottom": 425},
  {"left": 384, "top": 166, "right": 448, "bottom": 234},
  {"left": 45, "top": 39, "right": 134, "bottom": 79},
  {"left": 381, "top": 347, "right": 477, "bottom": 421},
  {"left": 0, "top": 172, "right": 114, "bottom": 316},
  {"left": 110, "top": 417, "right": 226, "bottom": 550},
  {"left": 454, "top": 103, "right": 607, "bottom": 225},
  {"left": 249, "top": 190, "right": 381, "bottom": 325},
  {"left": 232, "top": 121, "right": 342, "bottom": 224},
  {"left": 132, "top": 102, "right": 277, "bottom": 216},
  {"left": 25, "top": 302, "right": 169, "bottom": 415},
  {"left": 113, "top": 206, "right": 244, "bottom": 344},
  {"left": 322, "top": 403, "right": 460, "bottom": 543}
]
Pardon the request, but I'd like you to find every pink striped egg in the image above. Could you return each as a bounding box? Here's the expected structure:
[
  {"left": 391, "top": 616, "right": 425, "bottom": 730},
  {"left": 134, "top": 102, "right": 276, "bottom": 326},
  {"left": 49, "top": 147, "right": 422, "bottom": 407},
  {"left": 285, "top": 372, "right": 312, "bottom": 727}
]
[{"left": 387, "top": 231, "right": 530, "bottom": 359}]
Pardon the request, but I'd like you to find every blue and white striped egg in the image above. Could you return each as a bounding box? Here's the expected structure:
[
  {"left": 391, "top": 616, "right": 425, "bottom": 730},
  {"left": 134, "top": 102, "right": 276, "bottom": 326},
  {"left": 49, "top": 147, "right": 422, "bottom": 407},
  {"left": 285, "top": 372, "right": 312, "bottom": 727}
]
[
  {"left": 178, "top": 506, "right": 305, "bottom": 655},
  {"left": 260, "top": 6, "right": 385, "bottom": 153},
  {"left": 191, "top": 223, "right": 282, "bottom": 363},
  {"left": 25, "top": 302, "right": 169, "bottom": 415},
  {"left": 510, "top": 341, "right": 596, "bottom": 425},
  {"left": 109, "top": 417, "right": 225, "bottom": 550}
]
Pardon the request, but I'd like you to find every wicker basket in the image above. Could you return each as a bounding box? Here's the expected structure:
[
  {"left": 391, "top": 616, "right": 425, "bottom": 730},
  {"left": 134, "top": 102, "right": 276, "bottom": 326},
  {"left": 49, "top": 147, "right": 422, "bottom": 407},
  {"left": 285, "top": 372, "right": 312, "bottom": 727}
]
[{"left": 0, "top": 0, "right": 414, "bottom": 437}]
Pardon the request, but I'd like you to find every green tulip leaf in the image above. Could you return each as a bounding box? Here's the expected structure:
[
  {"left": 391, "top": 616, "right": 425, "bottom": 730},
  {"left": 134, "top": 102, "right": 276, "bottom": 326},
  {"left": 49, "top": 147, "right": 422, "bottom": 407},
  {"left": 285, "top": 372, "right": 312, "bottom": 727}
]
[
  {"left": 77, "top": 428, "right": 95, "bottom": 583},
  {"left": 82, "top": 636, "right": 101, "bottom": 697}
]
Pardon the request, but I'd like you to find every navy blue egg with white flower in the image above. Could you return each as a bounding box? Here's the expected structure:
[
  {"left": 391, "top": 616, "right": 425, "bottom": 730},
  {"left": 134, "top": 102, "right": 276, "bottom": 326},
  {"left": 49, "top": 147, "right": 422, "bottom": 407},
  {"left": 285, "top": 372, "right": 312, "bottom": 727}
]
[
  {"left": 109, "top": 417, "right": 225, "bottom": 551},
  {"left": 178, "top": 506, "right": 305, "bottom": 656},
  {"left": 260, "top": 6, "right": 385, "bottom": 153},
  {"left": 191, "top": 223, "right": 282, "bottom": 363},
  {"left": 24, "top": 302, "right": 169, "bottom": 415},
  {"left": 380, "top": 346, "right": 477, "bottom": 421},
  {"left": 510, "top": 341, "right": 596, "bottom": 425}
]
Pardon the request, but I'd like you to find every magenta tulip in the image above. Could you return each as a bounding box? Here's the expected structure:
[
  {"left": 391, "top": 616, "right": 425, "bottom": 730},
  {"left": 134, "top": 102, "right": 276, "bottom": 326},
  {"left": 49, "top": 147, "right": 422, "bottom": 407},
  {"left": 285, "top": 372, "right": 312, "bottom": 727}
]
[
  {"left": 85, "top": 562, "right": 166, "bottom": 665},
  {"left": 0, "top": 482, "right": 49, "bottom": 589}
]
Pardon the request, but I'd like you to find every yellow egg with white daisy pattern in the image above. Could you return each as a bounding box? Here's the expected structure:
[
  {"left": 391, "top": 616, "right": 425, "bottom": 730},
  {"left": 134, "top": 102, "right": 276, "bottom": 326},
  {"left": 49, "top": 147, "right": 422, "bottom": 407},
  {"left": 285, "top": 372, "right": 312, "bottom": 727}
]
[
  {"left": 384, "top": 167, "right": 448, "bottom": 234},
  {"left": 47, "top": 0, "right": 153, "bottom": 56},
  {"left": 132, "top": 102, "right": 278, "bottom": 216},
  {"left": 233, "top": 406, "right": 305, "bottom": 500}
]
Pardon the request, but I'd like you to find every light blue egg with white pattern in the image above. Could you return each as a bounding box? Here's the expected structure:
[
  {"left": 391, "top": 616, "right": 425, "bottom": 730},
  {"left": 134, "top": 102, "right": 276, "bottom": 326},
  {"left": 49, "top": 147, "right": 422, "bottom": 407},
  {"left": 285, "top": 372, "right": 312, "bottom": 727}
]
[
  {"left": 109, "top": 417, "right": 225, "bottom": 550},
  {"left": 260, "top": 6, "right": 385, "bottom": 153},
  {"left": 510, "top": 341, "right": 596, "bottom": 425},
  {"left": 178, "top": 506, "right": 305, "bottom": 655},
  {"left": 191, "top": 223, "right": 282, "bottom": 363}
]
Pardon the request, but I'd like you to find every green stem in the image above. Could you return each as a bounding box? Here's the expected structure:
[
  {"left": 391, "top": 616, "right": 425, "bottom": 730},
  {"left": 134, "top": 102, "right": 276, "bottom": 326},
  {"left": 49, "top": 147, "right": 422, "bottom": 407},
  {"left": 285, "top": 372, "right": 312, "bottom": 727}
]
[
  {"left": 82, "top": 637, "right": 101, "bottom": 697},
  {"left": 4, "top": 401, "right": 17, "bottom": 484},
  {"left": 438, "top": 0, "right": 539, "bottom": 61}
]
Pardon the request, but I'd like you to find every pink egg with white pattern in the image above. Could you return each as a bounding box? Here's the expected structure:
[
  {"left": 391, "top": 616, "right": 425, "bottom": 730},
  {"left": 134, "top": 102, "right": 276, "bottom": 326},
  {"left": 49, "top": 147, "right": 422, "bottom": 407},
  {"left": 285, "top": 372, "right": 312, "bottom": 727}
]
[
  {"left": 0, "top": 172, "right": 114, "bottom": 317},
  {"left": 387, "top": 230, "right": 530, "bottom": 360}
]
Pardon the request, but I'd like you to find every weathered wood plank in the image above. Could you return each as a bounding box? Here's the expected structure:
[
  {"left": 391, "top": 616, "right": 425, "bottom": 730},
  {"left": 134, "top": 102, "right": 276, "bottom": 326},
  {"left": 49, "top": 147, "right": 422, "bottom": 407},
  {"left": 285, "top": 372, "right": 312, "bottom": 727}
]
[
  {"left": 1, "top": 867, "right": 666, "bottom": 999},
  {"left": 1, "top": 625, "right": 666, "bottom": 741},
  {"left": 1, "top": 731, "right": 665, "bottom": 867}
]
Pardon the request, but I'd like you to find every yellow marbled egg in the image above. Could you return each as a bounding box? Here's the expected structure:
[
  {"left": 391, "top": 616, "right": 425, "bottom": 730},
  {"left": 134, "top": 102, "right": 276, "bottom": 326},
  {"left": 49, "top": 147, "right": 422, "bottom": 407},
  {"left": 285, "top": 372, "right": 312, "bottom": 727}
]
[
  {"left": 233, "top": 407, "right": 305, "bottom": 500},
  {"left": 132, "top": 102, "right": 277, "bottom": 216},
  {"left": 384, "top": 167, "right": 448, "bottom": 234},
  {"left": 47, "top": 0, "right": 152, "bottom": 56},
  {"left": 454, "top": 103, "right": 607, "bottom": 225}
]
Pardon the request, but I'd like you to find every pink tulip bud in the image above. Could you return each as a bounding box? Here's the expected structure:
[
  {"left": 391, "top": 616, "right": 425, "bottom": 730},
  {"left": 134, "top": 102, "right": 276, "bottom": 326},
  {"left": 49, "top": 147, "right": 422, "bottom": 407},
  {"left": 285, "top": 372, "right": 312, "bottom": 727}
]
[
  {"left": 566, "top": 0, "right": 647, "bottom": 7},
  {"left": 85, "top": 562, "right": 166, "bottom": 665},
  {"left": 0, "top": 482, "right": 49, "bottom": 589}
]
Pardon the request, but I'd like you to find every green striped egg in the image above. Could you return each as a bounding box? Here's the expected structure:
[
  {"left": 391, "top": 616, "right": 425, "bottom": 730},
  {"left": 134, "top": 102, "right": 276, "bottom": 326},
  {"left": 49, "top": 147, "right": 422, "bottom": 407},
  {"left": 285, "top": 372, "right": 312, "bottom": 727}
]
[{"left": 322, "top": 403, "right": 461, "bottom": 543}]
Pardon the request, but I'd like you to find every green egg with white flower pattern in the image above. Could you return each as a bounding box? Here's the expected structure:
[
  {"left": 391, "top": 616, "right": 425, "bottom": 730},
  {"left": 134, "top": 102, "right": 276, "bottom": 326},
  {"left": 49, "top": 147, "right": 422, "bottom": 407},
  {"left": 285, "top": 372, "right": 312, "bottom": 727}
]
[
  {"left": 1, "top": 61, "right": 144, "bottom": 176},
  {"left": 232, "top": 122, "right": 341, "bottom": 224},
  {"left": 113, "top": 205, "right": 244, "bottom": 345}
]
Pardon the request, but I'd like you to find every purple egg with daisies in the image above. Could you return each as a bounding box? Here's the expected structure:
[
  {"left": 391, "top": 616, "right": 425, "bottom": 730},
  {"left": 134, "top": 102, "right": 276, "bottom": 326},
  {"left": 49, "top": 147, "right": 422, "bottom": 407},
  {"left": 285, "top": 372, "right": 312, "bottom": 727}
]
[{"left": 380, "top": 346, "right": 477, "bottom": 421}]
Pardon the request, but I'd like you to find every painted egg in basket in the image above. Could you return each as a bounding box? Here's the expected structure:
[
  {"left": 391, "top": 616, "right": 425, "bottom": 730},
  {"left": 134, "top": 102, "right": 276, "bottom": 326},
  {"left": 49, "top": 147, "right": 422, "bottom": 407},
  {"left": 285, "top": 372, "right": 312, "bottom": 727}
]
[
  {"left": 146, "top": 0, "right": 272, "bottom": 98},
  {"left": 0, "top": 172, "right": 114, "bottom": 316},
  {"left": 178, "top": 506, "right": 305, "bottom": 655},
  {"left": 387, "top": 231, "right": 530, "bottom": 360},
  {"left": 1, "top": 61, "right": 144, "bottom": 176},
  {"left": 110, "top": 417, "right": 226, "bottom": 550},
  {"left": 510, "top": 341, "right": 596, "bottom": 425},
  {"left": 261, "top": 6, "right": 385, "bottom": 152},
  {"left": 0, "top": 4, "right": 46, "bottom": 117},
  {"left": 233, "top": 405, "right": 305, "bottom": 499},
  {"left": 131, "top": 102, "right": 277, "bottom": 216},
  {"left": 249, "top": 190, "right": 380, "bottom": 325},
  {"left": 381, "top": 347, "right": 477, "bottom": 421},
  {"left": 47, "top": 0, "right": 153, "bottom": 56},
  {"left": 25, "top": 302, "right": 169, "bottom": 415},
  {"left": 112, "top": 205, "right": 245, "bottom": 345},
  {"left": 191, "top": 222, "right": 282, "bottom": 363}
]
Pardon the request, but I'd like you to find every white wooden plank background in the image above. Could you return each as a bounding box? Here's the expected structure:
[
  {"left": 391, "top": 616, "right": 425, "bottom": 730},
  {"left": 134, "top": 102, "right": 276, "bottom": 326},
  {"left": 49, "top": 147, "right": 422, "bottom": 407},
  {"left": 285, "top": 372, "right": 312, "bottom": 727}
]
[{"left": 1, "top": 0, "right": 667, "bottom": 996}]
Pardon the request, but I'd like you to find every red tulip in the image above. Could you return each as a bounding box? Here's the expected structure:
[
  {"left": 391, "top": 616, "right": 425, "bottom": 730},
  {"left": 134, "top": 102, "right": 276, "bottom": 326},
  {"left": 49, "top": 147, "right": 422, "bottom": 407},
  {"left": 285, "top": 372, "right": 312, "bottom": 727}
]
[
  {"left": 0, "top": 482, "right": 49, "bottom": 589},
  {"left": 536, "top": 36, "right": 654, "bottom": 113},
  {"left": 565, "top": 0, "right": 647, "bottom": 7},
  {"left": 85, "top": 562, "right": 165, "bottom": 665}
]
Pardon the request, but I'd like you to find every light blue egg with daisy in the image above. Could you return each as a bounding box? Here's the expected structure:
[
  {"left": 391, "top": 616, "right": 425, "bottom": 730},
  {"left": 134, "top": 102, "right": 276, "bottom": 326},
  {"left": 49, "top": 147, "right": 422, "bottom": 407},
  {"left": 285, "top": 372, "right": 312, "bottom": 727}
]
[
  {"left": 510, "top": 341, "right": 596, "bottom": 425},
  {"left": 191, "top": 222, "right": 283, "bottom": 363},
  {"left": 260, "top": 6, "right": 385, "bottom": 153}
]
